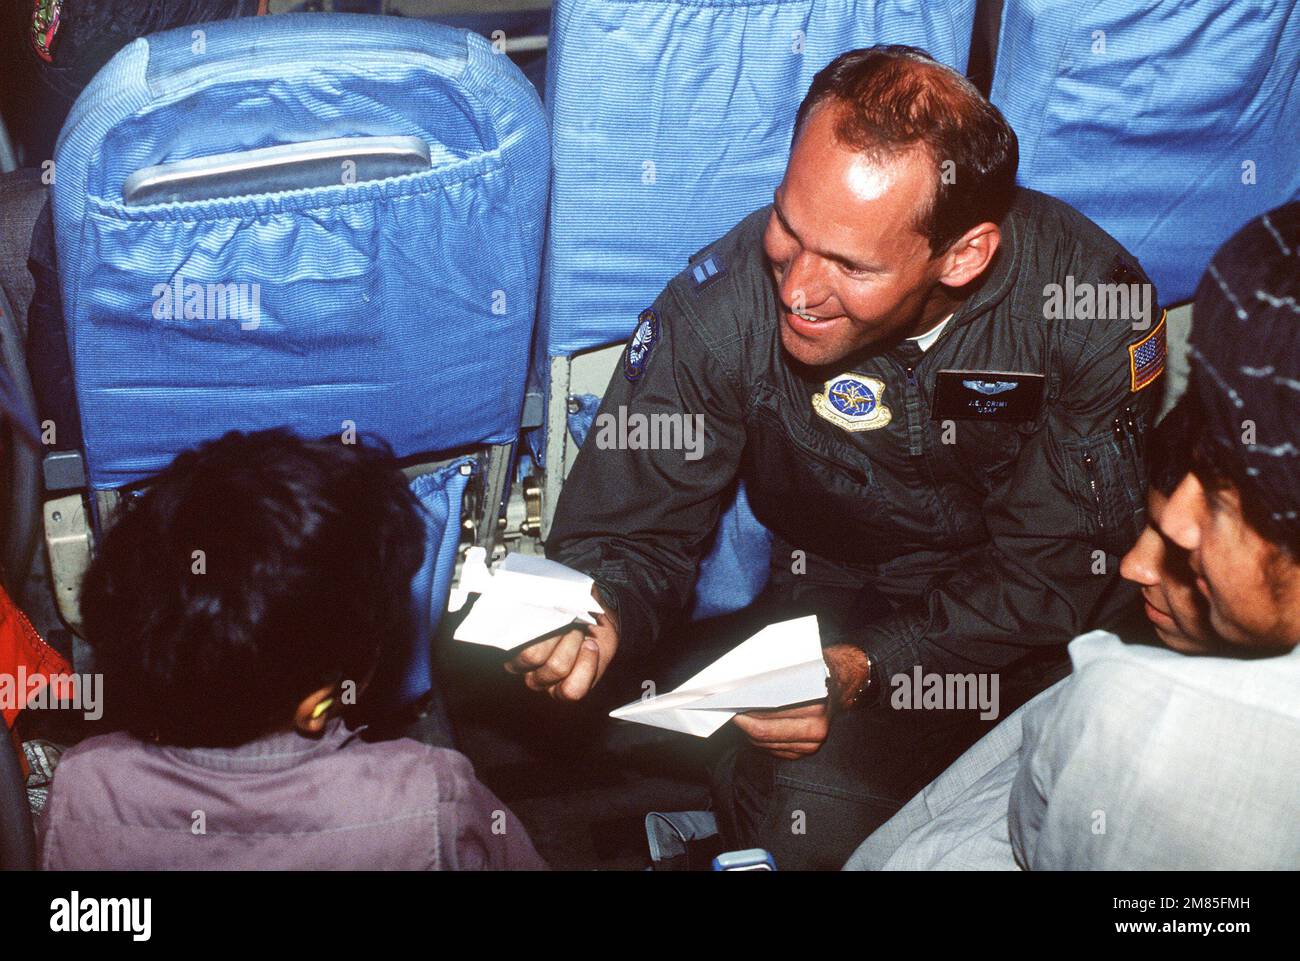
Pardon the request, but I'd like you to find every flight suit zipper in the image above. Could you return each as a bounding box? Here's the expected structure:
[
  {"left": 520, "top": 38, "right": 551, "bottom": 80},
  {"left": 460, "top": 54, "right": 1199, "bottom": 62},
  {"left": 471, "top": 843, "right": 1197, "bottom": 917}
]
[
  {"left": 1113, "top": 406, "right": 1140, "bottom": 458},
  {"left": 1082, "top": 450, "right": 1104, "bottom": 531},
  {"left": 891, "top": 352, "right": 925, "bottom": 456},
  {"left": 1122, "top": 404, "right": 1141, "bottom": 462}
]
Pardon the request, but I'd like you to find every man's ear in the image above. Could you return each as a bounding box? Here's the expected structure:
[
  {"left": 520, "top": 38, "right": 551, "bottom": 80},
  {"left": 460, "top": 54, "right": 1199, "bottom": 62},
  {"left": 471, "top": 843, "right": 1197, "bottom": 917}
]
[
  {"left": 936, "top": 222, "right": 1001, "bottom": 289},
  {"left": 293, "top": 684, "right": 338, "bottom": 735}
]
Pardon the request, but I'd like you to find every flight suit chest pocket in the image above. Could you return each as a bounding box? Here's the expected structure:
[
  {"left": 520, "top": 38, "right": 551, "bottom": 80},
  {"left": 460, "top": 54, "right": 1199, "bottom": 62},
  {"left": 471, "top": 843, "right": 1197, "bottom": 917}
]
[
  {"left": 1061, "top": 424, "right": 1146, "bottom": 556},
  {"left": 740, "top": 395, "right": 893, "bottom": 563},
  {"left": 946, "top": 420, "right": 1026, "bottom": 486},
  {"left": 749, "top": 398, "right": 879, "bottom": 489}
]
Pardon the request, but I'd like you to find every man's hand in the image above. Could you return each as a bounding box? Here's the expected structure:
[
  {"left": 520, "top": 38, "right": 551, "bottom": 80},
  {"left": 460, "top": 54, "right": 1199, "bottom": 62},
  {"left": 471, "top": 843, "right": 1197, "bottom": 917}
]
[
  {"left": 732, "top": 702, "right": 830, "bottom": 760},
  {"left": 732, "top": 643, "right": 871, "bottom": 760},
  {"left": 503, "top": 588, "right": 619, "bottom": 702}
]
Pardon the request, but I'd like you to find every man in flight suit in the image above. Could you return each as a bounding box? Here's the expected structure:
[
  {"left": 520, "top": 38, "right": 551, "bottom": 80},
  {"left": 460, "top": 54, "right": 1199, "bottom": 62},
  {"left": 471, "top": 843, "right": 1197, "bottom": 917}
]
[{"left": 507, "top": 46, "right": 1164, "bottom": 869}]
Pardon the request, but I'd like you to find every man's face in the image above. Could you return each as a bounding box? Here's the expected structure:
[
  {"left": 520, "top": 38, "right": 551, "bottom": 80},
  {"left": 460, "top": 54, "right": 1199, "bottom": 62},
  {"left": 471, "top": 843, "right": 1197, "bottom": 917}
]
[
  {"left": 1159, "top": 471, "right": 1300, "bottom": 651},
  {"left": 1120, "top": 490, "right": 1218, "bottom": 653},
  {"left": 763, "top": 103, "right": 948, "bottom": 368}
]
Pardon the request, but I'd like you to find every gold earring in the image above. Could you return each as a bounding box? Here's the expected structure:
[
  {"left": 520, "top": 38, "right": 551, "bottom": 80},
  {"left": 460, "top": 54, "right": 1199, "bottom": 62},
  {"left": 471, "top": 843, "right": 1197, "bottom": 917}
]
[{"left": 311, "top": 698, "right": 334, "bottom": 720}]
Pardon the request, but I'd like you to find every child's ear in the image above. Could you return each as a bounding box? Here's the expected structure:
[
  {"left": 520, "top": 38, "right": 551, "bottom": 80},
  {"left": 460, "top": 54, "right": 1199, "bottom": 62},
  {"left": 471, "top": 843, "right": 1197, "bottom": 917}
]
[{"left": 293, "top": 685, "right": 338, "bottom": 735}]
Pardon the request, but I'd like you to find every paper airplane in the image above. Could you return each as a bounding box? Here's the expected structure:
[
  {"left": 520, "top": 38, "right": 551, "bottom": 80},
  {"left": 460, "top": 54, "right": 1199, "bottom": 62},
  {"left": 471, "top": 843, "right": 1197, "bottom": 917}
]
[
  {"left": 610, "top": 615, "right": 828, "bottom": 737},
  {"left": 449, "top": 547, "right": 603, "bottom": 651}
]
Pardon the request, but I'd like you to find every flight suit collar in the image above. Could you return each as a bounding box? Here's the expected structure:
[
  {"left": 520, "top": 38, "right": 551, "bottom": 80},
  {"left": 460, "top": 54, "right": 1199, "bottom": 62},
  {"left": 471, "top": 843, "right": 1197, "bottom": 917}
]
[{"left": 944, "top": 191, "right": 1023, "bottom": 332}]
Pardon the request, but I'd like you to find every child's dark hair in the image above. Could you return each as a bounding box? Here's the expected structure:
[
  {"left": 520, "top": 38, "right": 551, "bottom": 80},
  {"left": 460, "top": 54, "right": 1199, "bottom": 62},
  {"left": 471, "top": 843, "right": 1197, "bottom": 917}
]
[
  {"left": 1148, "top": 395, "right": 1297, "bottom": 557},
  {"left": 1192, "top": 427, "right": 1300, "bottom": 560},
  {"left": 79, "top": 428, "right": 425, "bottom": 747},
  {"left": 1148, "top": 395, "right": 1199, "bottom": 498}
]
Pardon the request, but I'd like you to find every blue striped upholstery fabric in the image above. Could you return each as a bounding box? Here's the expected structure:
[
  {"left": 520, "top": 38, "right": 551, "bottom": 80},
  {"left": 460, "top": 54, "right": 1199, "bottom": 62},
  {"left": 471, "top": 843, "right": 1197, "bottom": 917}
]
[
  {"left": 992, "top": 0, "right": 1300, "bottom": 305},
  {"left": 52, "top": 13, "right": 549, "bottom": 489}
]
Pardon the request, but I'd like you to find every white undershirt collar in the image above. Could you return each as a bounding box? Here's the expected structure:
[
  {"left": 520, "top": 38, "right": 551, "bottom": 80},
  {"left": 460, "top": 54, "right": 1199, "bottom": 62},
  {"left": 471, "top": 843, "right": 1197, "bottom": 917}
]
[{"left": 908, "top": 312, "right": 954, "bottom": 352}]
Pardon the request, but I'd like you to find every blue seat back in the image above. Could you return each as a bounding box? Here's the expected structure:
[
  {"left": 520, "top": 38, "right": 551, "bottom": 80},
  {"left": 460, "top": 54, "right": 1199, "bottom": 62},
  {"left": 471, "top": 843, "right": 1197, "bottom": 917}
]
[
  {"left": 688, "top": 478, "right": 775, "bottom": 621},
  {"left": 385, "top": 460, "right": 473, "bottom": 708},
  {"left": 991, "top": 0, "right": 1300, "bottom": 305},
  {"left": 52, "top": 13, "right": 548, "bottom": 491}
]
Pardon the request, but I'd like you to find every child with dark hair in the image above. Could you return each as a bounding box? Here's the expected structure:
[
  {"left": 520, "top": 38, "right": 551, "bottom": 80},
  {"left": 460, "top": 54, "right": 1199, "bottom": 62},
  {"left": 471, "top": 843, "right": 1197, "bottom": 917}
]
[
  {"left": 38, "top": 428, "right": 544, "bottom": 870},
  {"left": 1115, "top": 395, "right": 1220, "bottom": 655}
]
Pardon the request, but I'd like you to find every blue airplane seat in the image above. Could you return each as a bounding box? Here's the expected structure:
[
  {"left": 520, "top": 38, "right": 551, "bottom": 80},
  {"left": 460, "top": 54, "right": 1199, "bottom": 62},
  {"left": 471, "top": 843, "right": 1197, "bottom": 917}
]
[
  {"left": 375, "top": 460, "right": 474, "bottom": 708},
  {"left": 538, "top": 0, "right": 977, "bottom": 618},
  {"left": 47, "top": 13, "right": 549, "bottom": 706},
  {"left": 53, "top": 13, "right": 547, "bottom": 488},
  {"left": 991, "top": 0, "right": 1300, "bottom": 306}
]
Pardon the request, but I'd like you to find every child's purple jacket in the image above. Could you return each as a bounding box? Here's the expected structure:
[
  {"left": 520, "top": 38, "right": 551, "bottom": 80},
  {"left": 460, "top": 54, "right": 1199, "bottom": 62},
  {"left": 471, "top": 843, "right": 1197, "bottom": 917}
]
[{"left": 37, "top": 720, "right": 546, "bottom": 870}]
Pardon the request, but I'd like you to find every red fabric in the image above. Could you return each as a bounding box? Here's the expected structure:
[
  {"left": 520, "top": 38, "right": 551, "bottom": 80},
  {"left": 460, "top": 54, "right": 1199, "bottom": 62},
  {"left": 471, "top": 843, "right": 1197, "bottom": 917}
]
[{"left": 1, "top": 583, "right": 70, "bottom": 729}]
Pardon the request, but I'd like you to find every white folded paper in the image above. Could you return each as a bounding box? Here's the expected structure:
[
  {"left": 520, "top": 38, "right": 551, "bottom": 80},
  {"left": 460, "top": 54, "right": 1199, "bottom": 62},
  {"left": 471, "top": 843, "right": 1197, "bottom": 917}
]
[
  {"left": 609, "top": 615, "right": 828, "bottom": 737},
  {"left": 449, "top": 547, "right": 603, "bottom": 651}
]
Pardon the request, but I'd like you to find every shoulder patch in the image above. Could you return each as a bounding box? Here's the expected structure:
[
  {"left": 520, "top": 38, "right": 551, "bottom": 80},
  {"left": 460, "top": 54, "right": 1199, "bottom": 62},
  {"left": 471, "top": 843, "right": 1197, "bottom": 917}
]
[
  {"left": 690, "top": 254, "right": 726, "bottom": 291},
  {"left": 31, "top": 0, "right": 63, "bottom": 62},
  {"left": 1128, "top": 309, "right": 1167, "bottom": 393},
  {"left": 623, "top": 308, "right": 660, "bottom": 382}
]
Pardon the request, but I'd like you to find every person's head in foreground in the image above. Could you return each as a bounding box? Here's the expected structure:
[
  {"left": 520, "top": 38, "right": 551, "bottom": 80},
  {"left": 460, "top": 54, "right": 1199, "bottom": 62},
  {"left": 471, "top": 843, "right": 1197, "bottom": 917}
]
[
  {"left": 766, "top": 44, "right": 1018, "bottom": 367},
  {"left": 1119, "top": 396, "right": 1221, "bottom": 654},
  {"left": 1156, "top": 200, "right": 1300, "bottom": 653},
  {"left": 80, "top": 427, "right": 426, "bottom": 747}
]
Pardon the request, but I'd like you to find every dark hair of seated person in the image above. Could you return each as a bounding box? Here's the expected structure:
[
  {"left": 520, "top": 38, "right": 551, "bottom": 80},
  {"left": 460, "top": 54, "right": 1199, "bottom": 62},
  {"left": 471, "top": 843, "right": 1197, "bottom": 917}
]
[
  {"left": 79, "top": 428, "right": 425, "bottom": 748},
  {"left": 1148, "top": 395, "right": 1200, "bottom": 498}
]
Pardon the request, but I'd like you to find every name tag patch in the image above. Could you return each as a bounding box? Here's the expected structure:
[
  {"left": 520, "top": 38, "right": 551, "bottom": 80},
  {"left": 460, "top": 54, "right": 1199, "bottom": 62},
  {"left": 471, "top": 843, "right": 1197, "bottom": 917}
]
[{"left": 931, "top": 370, "right": 1046, "bottom": 422}]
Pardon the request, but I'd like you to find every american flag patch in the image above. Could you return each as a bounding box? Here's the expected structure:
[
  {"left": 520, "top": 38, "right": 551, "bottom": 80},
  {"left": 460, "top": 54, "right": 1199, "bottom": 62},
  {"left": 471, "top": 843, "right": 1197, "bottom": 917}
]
[{"left": 1128, "top": 310, "right": 1167, "bottom": 393}]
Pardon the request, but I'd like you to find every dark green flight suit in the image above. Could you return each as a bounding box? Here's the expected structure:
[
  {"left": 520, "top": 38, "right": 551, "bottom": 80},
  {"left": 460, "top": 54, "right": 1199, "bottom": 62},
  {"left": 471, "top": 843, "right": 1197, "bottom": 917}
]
[{"left": 547, "top": 187, "right": 1164, "bottom": 869}]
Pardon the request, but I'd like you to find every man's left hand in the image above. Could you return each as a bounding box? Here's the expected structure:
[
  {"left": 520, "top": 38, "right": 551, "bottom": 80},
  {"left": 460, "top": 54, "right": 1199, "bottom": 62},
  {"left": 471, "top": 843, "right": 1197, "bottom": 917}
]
[
  {"left": 731, "top": 644, "right": 871, "bottom": 760},
  {"left": 731, "top": 702, "right": 830, "bottom": 761}
]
